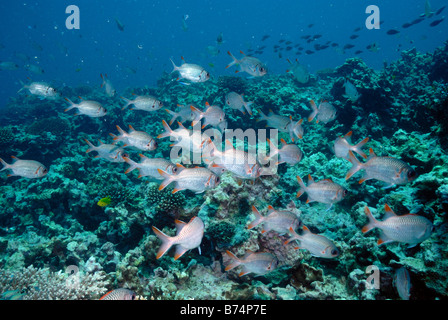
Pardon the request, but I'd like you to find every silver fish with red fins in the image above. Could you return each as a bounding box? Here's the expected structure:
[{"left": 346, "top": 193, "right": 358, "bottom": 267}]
[
  {"left": 226, "top": 50, "right": 267, "bottom": 77},
  {"left": 100, "top": 288, "right": 136, "bottom": 300},
  {"left": 224, "top": 250, "right": 278, "bottom": 276},
  {"left": 296, "top": 174, "right": 347, "bottom": 209},
  {"left": 225, "top": 91, "right": 254, "bottom": 116},
  {"left": 257, "top": 109, "right": 303, "bottom": 142},
  {"left": 170, "top": 56, "right": 210, "bottom": 83},
  {"left": 0, "top": 156, "right": 48, "bottom": 179},
  {"left": 157, "top": 164, "right": 220, "bottom": 194},
  {"left": 123, "top": 154, "right": 177, "bottom": 180},
  {"left": 346, "top": 148, "right": 417, "bottom": 188},
  {"left": 333, "top": 131, "right": 369, "bottom": 160},
  {"left": 100, "top": 73, "right": 116, "bottom": 97},
  {"left": 121, "top": 95, "right": 164, "bottom": 112},
  {"left": 191, "top": 102, "right": 226, "bottom": 129},
  {"left": 362, "top": 204, "right": 433, "bottom": 247},
  {"left": 248, "top": 205, "right": 301, "bottom": 235},
  {"left": 64, "top": 97, "right": 107, "bottom": 118},
  {"left": 84, "top": 139, "right": 127, "bottom": 163},
  {"left": 266, "top": 138, "right": 303, "bottom": 166},
  {"left": 285, "top": 226, "right": 340, "bottom": 259},
  {"left": 308, "top": 99, "right": 337, "bottom": 124},
  {"left": 152, "top": 216, "right": 204, "bottom": 260},
  {"left": 110, "top": 125, "right": 157, "bottom": 151}
]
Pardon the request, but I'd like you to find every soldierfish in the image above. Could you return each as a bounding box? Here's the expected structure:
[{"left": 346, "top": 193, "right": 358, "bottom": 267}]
[
  {"left": 257, "top": 109, "right": 303, "bottom": 141},
  {"left": 165, "top": 104, "right": 199, "bottom": 125},
  {"left": 152, "top": 216, "right": 205, "bottom": 260},
  {"left": 84, "top": 139, "right": 127, "bottom": 163},
  {"left": 121, "top": 95, "right": 164, "bottom": 112},
  {"left": 100, "top": 288, "right": 136, "bottom": 300},
  {"left": 224, "top": 250, "right": 278, "bottom": 276},
  {"left": 296, "top": 174, "right": 347, "bottom": 209},
  {"left": 0, "top": 156, "right": 48, "bottom": 179},
  {"left": 225, "top": 91, "right": 254, "bottom": 116},
  {"left": 266, "top": 138, "right": 303, "bottom": 166},
  {"left": 100, "top": 73, "right": 116, "bottom": 97},
  {"left": 157, "top": 164, "right": 220, "bottom": 194},
  {"left": 346, "top": 148, "right": 417, "bottom": 188},
  {"left": 110, "top": 125, "right": 157, "bottom": 151},
  {"left": 308, "top": 100, "right": 337, "bottom": 124},
  {"left": 285, "top": 226, "right": 340, "bottom": 259},
  {"left": 170, "top": 57, "right": 210, "bottom": 83},
  {"left": 19, "top": 82, "right": 59, "bottom": 100},
  {"left": 64, "top": 97, "right": 107, "bottom": 118},
  {"left": 123, "top": 154, "right": 177, "bottom": 179},
  {"left": 226, "top": 51, "right": 267, "bottom": 77},
  {"left": 248, "top": 205, "right": 301, "bottom": 235},
  {"left": 207, "top": 139, "right": 262, "bottom": 181},
  {"left": 191, "top": 103, "right": 226, "bottom": 129},
  {"left": 333, "top": 131, "right": 369, "bottom": 160},
  {"left": 362, "top": 204, "right": 433, "bottom": 247}
]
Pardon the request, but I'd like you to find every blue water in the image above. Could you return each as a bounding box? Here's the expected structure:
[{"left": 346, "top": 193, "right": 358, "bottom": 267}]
[{"left": 0, "top": 0, "right": 446, "bottom": 107}]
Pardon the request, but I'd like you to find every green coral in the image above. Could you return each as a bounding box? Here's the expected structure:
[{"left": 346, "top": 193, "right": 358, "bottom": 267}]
[
  {"left": 26, "top": 117, "right": 70, "bottom": 136},
  {"left": 0, "top": 126, "right": 14, "bottom": 146},
  {"left": 145, "top": 184, "right": 186, "bottom": 214}
]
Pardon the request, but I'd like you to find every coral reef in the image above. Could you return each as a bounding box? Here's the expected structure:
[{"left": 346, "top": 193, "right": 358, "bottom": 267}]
[{"left": 1, "top": 43, "right": 448, "bottom": 301}]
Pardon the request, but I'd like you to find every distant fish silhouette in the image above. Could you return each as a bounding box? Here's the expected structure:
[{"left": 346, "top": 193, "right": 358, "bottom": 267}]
[
  {"left": 429, "top": 18, "right": 444, "bottom": 27},
  {"left": 435, "top": 6, "right": 445, "bottom": 15},
  {"left": 386, "top": 29, "right": 400, "bottom": 35}
]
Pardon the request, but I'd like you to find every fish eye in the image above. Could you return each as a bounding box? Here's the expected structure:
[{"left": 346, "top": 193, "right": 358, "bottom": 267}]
[
  {"left": 331, "top": 249, "right": 339, "bottom": 256},
  {"left": 343, "top": 189, "right": 348, "bottom": 196},
  {"left": 215, "top": 176, "right": 220, "bottom": 184},
  {"left": 408, "top": 170, "right": 416, "bottom": 179},
  {"left": 172, "top": 167, "right": 178, "bottom": 173},
  {"left": 260, "top": 67, "right": 266, "bottom": 73},
  {"left": 206, "top": 72, "right": 210, "bottom": 77}
]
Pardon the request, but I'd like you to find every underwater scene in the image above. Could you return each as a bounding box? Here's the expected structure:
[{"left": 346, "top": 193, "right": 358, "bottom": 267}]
[{"left": 0, "top": 0, "right": 447, "bottom": 303}]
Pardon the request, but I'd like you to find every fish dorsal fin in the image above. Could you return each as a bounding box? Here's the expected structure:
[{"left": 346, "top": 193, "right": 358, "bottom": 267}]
[
  {"left": 302, "top": 225, "right": 312, "bottom": 235},
  {"left": 242, "top": 250, "right": 254, "bottom": 259},
  {"left": 307, "top": 174, "right": 315, "bottom": 184},
  {"left": 175, "top": 219, "right": 187, "bottom": 235},
  {"left": 11, "top": 155, "right": 20, "bottom": 162},
  {"left": 267, "top": 205, "right": 276, "bottom": 215},
  {"left": 384, "top": 203, "right": 397, "bottom": 219},
  {"left": 139, "top": 153, "right": 148, "bottom": 159},
  {"left": 239, "top": 50, "right": 246, "bottom": 56},
  {"left": 268, "top": 108, "right": 274, "bottom": 115},
  {"left": 344, "top": 131, "right": 353, "bottom": 143},
  {"left": 177, "top": 121, "right": 187, "bottom": 129},
  {"left": 128, "top": 124, "right": 135, "bottom": 132},
  {"left": 280, "top": 138, "right": 287, "bottom": 146},
  {"left": 368, "top": 148, "right": 377, "bottom": 159}
]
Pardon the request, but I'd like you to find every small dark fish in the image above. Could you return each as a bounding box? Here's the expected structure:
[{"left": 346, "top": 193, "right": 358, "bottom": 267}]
[
  {"left": 411, "top": 17, "right": 424, "bottom": 25},
  {"left": 286, "top": 46, "right": 293, "bottom": 51},
  {"left": 350, "top": 34, "right": 359, "bottom": 39},
  {"left": 216, "top": 32, "right": 224, "bottom": 44},
  {"left": 343, "top": 44, "right": 355, "bottom": 50},
  {"left": 261, "top": 35, "right": 270, "bottom": 41},
  {"left": 355, "top": 50, "right": 363, "bottom": 54},
  {"left": 305, "top": 50, "right": 314, "bottom": 54},
  {"left": 386, "top": 29, "right": 400, "bottom": 35},
  {"left": 115, "top": 18, "right": 124, "bottom": 31},
  {"left": 279, "top": 39, "right": 286, "bottom": 43},
  {"left": 301, "top": 35, "right": 311, "bottom": 40},
  {"left": 353, "top": 27, "right": 362, "bottom": 32},
  {"left": 430, "top": 18, "right": 444, "bottom": 27},
  {"left": 308, "top": 23, "right": 314, "bottom": 28},
  {"left": 306, "top": 39, "right": 313, "bottom": 43},
  {"left": 402, "top": 22, "right": 412, "bottom": 28},
  {"left": 435, "top": 6, "right": 446, "bottom": 15},
  {"left": 313, "top": 34, "right": 322, "bottom": 39}
]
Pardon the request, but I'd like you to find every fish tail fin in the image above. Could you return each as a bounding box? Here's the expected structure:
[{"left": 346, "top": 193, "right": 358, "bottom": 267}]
[
  {"left": 123, "top": 156, "right": 138, "bottom": 174},
  {"left": 157, "top": 169, "right": 174, "bottom": 190},
  {"left": 296, "top": 175, "right": 307, "bottom": 198},
  {"left": 247, "top": 206, "right": 264, "bottom": 229},
  {"left": 224, "top": 250, "right": 241, "bottom": 271},
  {"left": 0, "top": 158, "right": 10, "bottom": 171},
  {"left": 225, "top": 51, "right": 238, "bottom": 69},
  {"left": 152, "top": 226, "right": 173, "bottom": 259},
  {"left": 244, "top": 101, "right": 254, "bottom": 116},
  {"left": 64, "top": 97, "right": 76, "bottom": 112},
  {"left": 83, "top": 139, "right": 96, "bottom": 153},
  {"left": 345, "top": 151, "right": 363, "bottom": 180},
  {"left": 307, "top": 100, "right": 318, "bottom": 122},
  {"left": 120, "top": 96, "right": 131, "bottom": 110},
  {"left": 256, "top": 109, "right": 267, "bottom": 122},
  {"left": 165, "top": 108, "right": 178, "bottom": 125},
  {"left": 157, "top": 120, "right": 173, "bottom": 139},
  {"left": 170, "top": 58, "right": 178, "bottom": 73},
  {"left": 353, "top": 137, "right": 370, "bottom": 159},
  {"left": 265, "top": 138, "right": 279, "bottom": 162},
  {"left": 362, "top": 206, "right": 378, "bottom": 234}
]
